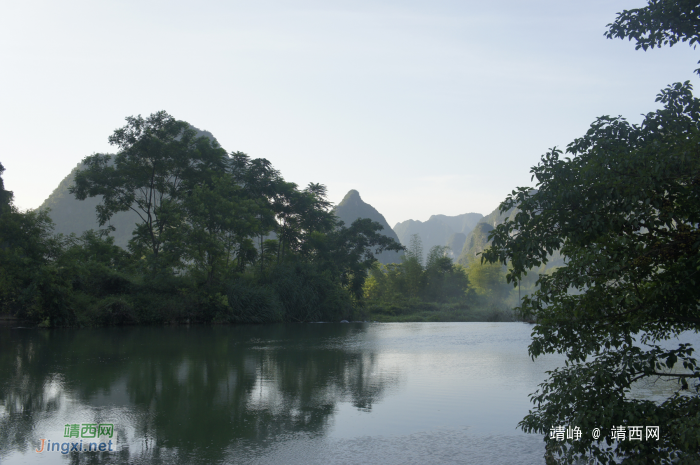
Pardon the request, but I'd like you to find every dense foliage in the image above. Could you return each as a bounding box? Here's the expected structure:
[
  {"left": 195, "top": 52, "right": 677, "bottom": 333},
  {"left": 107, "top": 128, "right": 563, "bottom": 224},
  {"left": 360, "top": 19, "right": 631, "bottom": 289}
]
[
  {"left": 0, "top": 113, "right": 404, "bottom": 326},
  {"left": 479, "top": 3, "right": 700, "bottom": 462},
  {"left": 484, "top": 81, "right": 700, "bottom": 464},
  {"left": 362, "top": 234, "right": 523, "bottom": 322},
  {"left": 365, "top": 235, "right": 471, "bottom": 302},
  {"left": 606, "top": 0, "right": 700, "bottom": 73}
]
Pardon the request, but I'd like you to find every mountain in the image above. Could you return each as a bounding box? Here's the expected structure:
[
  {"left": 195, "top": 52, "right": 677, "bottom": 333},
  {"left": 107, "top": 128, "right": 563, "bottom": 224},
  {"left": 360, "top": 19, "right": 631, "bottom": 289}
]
[
  {"left": 477, "top": 205, "right": 514, "bottom": 229},
  {"left": 456, "top": 223, "right": 495, "bottom": 266},
  {"left": 332, "top": 190, "right": 403, "bottom": 265},
  {"left": 476, "top": 190, "right": 538, "bottom": 229},
  {"left": 393, "top": 212, "right": 483, "bottom": 262},
  {"left": 445, "top": 233, "right": 467, "bottom": 260},
  {"left": 454, "top": 190, "right": 564, "bottom": 270},
  {"left": 456, "top": 202, "right": 516, "bottom": 266},
  {"left": 39, "top": 159, "right": 141, "bottom": 248}
]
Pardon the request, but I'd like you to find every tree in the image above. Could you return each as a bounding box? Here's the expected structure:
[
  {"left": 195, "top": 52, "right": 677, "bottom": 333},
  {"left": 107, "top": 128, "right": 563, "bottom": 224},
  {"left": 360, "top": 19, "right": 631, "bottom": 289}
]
[
  {"left": 293, "top": 183, "right": 336, "bottom": 257},
  {"left": 231, "top": 155, "right": 280, "bottom": 273},
  {"left": 483, "top": 81, "right": 700, "bottom": 463},
  {"left": 272, "top": 182, "right": 335, "bottom": 263},
  {"left": 401, "top": 234, "right": 424, "bottom": 297},
  {"left": 181, "top": 171, "right": 260, "bottom": 285},
  {"left": 606, "top": 0, "right": 700, "bottom": 74},
  {"left": 312, "top": 218, "right": 406, "bottom": 300},
  {"left": 71, "top": 112, "right": 227, "bottom": 270},
  {"left": 424, "top": 245, "right": 470, "bottom": 302},
  {"left": 0, "top": 165, "right": 68, "bottom": 324},
  {"left": 465, "top": 258, "right": 510, "bottom": 304},
  {"left": 363, "top": 243, "right": 471, "bottom": 304},
  {"left": 0, "top": 162, "right": 13, "bottom": 215}
]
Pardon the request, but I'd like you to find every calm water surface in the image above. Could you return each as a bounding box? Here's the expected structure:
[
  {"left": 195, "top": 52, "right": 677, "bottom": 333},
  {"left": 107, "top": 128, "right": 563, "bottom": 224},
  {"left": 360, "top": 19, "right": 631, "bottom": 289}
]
[{"left": 0, "top": 323, "right": 582, "bottom": 464}]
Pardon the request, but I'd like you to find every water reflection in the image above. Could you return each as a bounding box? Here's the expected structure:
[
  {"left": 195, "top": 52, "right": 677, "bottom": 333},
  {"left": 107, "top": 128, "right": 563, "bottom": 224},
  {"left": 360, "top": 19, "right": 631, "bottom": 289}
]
[
  {"left": 13, "top": 323, "right": 690, "bottom": 464},
  {"left": 0, "top": 324, "right": 401, "bottom": 464}
]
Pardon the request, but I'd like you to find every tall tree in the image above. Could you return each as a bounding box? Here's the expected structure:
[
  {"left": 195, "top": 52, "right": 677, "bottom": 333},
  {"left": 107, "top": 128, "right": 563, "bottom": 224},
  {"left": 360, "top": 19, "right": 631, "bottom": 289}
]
[
  {"left": 401, "top": 234, "right": 424, "bottom": 297},
  {"left": 70, "top": 112, "right": 227, "bottom": 270},
  {"left": 0, "top": 164, "right": 66, "bottom": 324},
  {"left": 475, "top": 5, "right": 700, "bottom": 461},
  {"left": 232, "top": 155, "right": 280, "bottom": 273},
  {"left": 311, "top": 218, "right": 406, "bottom": 300},
  {"left": 277, "top": 182, "right": 336, "bottom": 262},
  {"left": 424, "top": 245, "right": 458, "bottom": 301},
  {"left": 181, "top": 172, "right": 260, "bottom": 285}
]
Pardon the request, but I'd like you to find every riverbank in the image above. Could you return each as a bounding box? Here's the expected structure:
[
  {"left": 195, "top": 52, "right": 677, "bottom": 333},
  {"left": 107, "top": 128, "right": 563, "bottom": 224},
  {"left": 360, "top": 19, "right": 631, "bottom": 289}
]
[
  {"left": 364, "top": 301, "right": 515, "bottom": 322},
  {"left": 1, "top": 305, "right": 517, "bottom": 327},
  {"left": 0, "top": 315, "right": 19, "bottom": 326}
]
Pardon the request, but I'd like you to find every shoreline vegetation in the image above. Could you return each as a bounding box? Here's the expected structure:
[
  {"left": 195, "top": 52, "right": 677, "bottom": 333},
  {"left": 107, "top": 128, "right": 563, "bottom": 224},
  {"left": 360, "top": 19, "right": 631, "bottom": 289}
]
[
  {"left": 0, "top": 113, "right": 527, "bottom": 328},
  {"left": 0, "top": 303, "right": 518, "bottom": 326},
  {"left": 366, "top": 302, "right": 515, "bottom": 323}
]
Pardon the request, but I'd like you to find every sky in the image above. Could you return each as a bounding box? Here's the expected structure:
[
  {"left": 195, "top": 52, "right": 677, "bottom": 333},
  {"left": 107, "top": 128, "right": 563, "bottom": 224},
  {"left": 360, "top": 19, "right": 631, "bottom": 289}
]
[{"left": 2, "top": 0, "right": 699, "bottom": 228}]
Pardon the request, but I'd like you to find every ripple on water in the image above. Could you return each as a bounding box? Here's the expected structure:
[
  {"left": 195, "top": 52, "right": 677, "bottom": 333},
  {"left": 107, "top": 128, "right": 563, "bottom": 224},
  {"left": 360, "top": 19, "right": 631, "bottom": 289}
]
[{"left": 239, "top": 429, "right": 546, "bottom": 465}]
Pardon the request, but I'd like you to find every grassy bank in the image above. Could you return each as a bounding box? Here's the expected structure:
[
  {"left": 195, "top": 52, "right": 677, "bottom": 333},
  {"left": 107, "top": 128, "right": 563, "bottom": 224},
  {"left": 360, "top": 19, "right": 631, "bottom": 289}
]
[{"left": 363, "top": 300, "right": 516, "bottom": 323}]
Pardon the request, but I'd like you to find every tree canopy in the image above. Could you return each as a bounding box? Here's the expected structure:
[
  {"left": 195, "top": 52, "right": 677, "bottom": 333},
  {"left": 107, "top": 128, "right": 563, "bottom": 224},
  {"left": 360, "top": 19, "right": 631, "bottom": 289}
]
[
  {"left": 607, "top": 0, "right": 700, "bottom": 73},
  {"left": 1, "top": 112, "right": 406, "bottom": 326},
  {"left": 0, "top": 162, "right": 12, "bottom": 212},
  {"left": 477, "top": 3, "right": 700, "bottom": 461},
  {"left": 70, "top": 112, "right": 228, "bottom": 268},
  {"left": 483, "top": 80, "right": 700, "bottom": 463}
]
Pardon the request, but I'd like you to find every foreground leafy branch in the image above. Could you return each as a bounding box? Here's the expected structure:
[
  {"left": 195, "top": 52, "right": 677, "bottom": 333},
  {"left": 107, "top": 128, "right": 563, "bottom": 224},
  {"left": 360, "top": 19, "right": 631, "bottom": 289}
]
[{"left": 483, "top": 81, "right": 700, "bottom": 463}]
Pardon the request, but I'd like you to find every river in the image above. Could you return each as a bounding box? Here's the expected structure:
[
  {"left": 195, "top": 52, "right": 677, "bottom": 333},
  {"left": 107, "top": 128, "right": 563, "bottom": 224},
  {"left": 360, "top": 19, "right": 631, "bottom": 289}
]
[{"left": 0, "top": 322, "right": 605, "bottom": 464}]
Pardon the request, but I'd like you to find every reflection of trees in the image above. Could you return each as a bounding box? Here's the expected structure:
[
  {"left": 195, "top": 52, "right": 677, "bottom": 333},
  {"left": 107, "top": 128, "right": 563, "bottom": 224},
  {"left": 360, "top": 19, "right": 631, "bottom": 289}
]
[{"left": 0, "top": 324, "right": 400, "bottom": 463}]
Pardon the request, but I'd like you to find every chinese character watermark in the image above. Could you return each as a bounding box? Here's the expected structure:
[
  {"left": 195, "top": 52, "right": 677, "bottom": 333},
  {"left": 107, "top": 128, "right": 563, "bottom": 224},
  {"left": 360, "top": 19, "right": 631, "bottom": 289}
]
[
  {"left": 550, "top": 426, "right": 582, "bottom": 441},
  {"left": 64, "top": 423, "right": 114, "bottom": 439},
  {"left": 549, "top": 425, "right": 660, "bottom": 442}
]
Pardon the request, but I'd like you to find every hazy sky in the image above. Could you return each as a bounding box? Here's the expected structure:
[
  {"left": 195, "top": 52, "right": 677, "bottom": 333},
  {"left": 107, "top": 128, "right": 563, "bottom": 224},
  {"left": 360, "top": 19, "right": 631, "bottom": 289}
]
[{"left": 2, "top": 0, "right": 699, "bottom": 227}]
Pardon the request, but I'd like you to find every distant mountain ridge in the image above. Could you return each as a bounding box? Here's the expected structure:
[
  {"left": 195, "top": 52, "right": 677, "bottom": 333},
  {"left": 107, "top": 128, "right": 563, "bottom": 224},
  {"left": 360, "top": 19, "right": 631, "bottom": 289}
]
[
  {"left": 40, "top": 164, "right": 404, "bottom": 266},
  {"left": 332, "top": 190, "right": 403, "bottom": 265},
  {"left": 40, "top": 139, "right": 540, "bottom": 271},
  {"left": 393, "top": 212, "right": 483, "bottom": 261}
]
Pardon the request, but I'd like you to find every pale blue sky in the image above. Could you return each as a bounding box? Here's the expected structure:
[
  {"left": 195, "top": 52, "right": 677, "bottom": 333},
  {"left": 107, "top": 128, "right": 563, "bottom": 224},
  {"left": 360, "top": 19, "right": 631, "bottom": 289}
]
[{"left": 2, "top": 0, "right": 698, "bottom": 227}]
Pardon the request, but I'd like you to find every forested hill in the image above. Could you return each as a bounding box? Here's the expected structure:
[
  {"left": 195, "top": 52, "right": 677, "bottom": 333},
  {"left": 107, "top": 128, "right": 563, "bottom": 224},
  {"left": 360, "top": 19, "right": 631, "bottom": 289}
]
[
  {"left": 393, "top": 212, "right": 483, "bottom": 261},
  {"left": 39, "top": 127, "right": 217, "bottom": 247},
  {"left": 456, "top": 201, "right": 516, "bottom": 266},
  {"left": 456, "top": 222, "right": 495, "bottom": 266},
  {"left": 332, "top": 190, "right": 403, "bottom": 265},
  {"left": 456, "top": 191, "right": 563, "bottom": 269}
]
